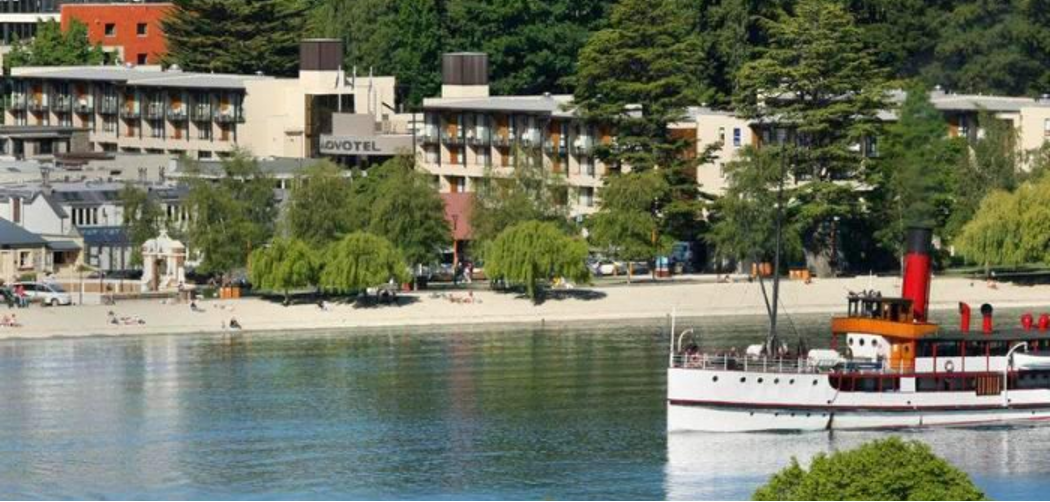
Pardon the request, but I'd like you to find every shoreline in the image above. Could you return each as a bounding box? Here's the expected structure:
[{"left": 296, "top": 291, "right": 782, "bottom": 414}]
[{"left": 2, "top": 276, "right": 1049, "bottom": 342}]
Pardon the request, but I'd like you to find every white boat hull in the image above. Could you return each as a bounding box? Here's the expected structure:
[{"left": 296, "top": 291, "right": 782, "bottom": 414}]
[
  {"left": 667, "top": 367, "right": 1050, "bottom": 432},
  {"left": 668, "top": 401, "right": 1050, "bottom": 432}
]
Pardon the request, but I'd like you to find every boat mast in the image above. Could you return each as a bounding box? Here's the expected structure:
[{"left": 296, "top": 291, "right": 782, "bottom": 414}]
[{"left": 766, "top": 148, "right": 788, "bottom": 354}]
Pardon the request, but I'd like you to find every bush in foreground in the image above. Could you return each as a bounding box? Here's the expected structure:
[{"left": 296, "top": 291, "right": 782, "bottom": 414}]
[{"left": 753, "top": 437, "right": 984, "bottom": 501}]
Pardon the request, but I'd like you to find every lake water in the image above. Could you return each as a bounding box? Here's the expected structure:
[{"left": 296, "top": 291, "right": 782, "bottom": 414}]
[{"left": 1, "top": 310, "right": 1049, "bottom": 500}]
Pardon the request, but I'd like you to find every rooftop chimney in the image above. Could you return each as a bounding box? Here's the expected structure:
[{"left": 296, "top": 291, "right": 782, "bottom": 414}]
[
  {"left": 300, "top": 39, "right": 343, "bottom": 73},
  {"left": 441, "top": 53, "right": 489, "bottom": 99}
]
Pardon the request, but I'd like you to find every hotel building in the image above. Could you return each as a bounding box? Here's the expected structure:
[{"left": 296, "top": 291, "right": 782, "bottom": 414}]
[{"left": 3, "top": 39, "right": 398, "bottom": 162}]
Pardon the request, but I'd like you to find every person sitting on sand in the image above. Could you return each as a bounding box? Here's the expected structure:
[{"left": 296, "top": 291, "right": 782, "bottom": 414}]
[
  {"left": 229, "top": 318, "right": 242, "bottom": 330},
  {"left": 317, "top": 299, "right": 332, "bottom": 311},
  {"left": 190, "top": 300, "right": 203, "bottom": 313},
  {"left": 108, "top": 311, "right": 119, "bottom": 325},
  {"left": 1, "top": 314, "right": 17, "bottom": 327}
]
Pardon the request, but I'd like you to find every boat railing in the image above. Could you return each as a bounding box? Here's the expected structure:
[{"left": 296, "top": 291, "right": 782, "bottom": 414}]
[{"left": 671, "top": 354, "right": 823, "bottom": 374}]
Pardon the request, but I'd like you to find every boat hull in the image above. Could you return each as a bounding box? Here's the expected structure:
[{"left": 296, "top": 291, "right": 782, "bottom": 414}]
[{"left": 667, "top": 401, "right": 1050, "bottom": 432}]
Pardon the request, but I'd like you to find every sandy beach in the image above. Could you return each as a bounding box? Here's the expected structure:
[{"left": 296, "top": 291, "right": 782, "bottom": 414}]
[{"left": 2, "top": 276, "right": 1048, "bottom": 340}]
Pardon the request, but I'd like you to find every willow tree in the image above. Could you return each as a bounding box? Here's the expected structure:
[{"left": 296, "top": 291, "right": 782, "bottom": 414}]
[
  {"left": 956, "top": 176, "right": 1050, "bottom": 272},
  {"left": 485, "top": 221, "right": 590, "bottom": 302},
  {"left": 319, "top": 232, "right": 409, "bottom": 294},
  {"left": 120, "top": 184, "right": 163, "bottom": 267},
  {"left": 249, "top": 238, "right": 318, "bottom": 305},
  {"left": 285, "top": 160, "right": 353, "bottom": 247}
]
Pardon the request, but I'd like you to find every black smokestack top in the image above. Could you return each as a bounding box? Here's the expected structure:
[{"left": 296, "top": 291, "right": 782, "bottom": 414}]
[
  {"left": 905, "top": 227, "right": 933, "bottom": 255},
  {"left": 902, "top": 227, "right": 934, "bottom": 322}
]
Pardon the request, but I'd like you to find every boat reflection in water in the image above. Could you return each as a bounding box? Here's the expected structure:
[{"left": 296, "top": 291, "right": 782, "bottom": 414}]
[{"left": 665, "top": 425, "right": 1050, "bottom": 500}]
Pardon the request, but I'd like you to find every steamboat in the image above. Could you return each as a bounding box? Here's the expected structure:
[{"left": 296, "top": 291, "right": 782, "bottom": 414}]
[{"left": 668, "top": 228, "right": 1050, "bottom": 432}]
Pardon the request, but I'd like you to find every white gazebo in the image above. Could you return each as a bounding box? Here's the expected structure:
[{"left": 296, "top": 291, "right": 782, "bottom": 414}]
[{"left": 141, "top": 230, "right": 187, "bottom": 292}]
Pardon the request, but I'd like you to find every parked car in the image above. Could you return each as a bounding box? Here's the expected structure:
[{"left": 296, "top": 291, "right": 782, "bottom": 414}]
[
  {"left": 12, "top": 281, "right": 72, "bottom": 307},
  {"left": 589, "top": 259, "right": 623, "bottom": 277}
]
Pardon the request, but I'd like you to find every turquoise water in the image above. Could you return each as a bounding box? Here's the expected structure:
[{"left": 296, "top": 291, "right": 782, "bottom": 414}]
[{"left": 0, "top": 312, "right": 1048, "bottom": 500}]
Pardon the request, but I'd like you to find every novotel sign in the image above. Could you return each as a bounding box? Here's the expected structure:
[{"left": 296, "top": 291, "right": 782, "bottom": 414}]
[{"left": 320, "top": 134, "right": 412, "bottom": 156}]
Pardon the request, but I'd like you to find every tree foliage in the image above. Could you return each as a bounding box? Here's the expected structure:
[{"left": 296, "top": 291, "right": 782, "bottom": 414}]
[
  {"left": 162, "top": 0, "right": 308, "bottom": 76},
  {"left": 285, "top": 160, "right": 353, "bottom": 247},
  {"left": 5, "top": 20, "right": 106, "bottom": 70},
  {"left": 947, "top": 111, "right": 1023, "bottom": 237},
  {"left": 588, "top": 171, "right": 674, "bottom": 268},
  {"left": 120, "top": 184, "right": 164, "bottom": 267},
  {"left": 753, "top": 437, "right": 984, "bottom": 501},
  {"left": 871, "top": 84, "right": 964, "bottom": 255},
  {"left": 485, "top": 221, "right": 590, "bottom": 302},
  {"left": 367, "top": 157, "right": 449, "bottom": 267},
  {"left": 249, "top": 238, "right": 319, "bottom": 303},
  {"left": 319, "top": 232, "right": 409, "bottom": 293},
  {"left": 471, "top": 146, "right": 569, "bottom": 249},
  {"left": 956, "top": 174, "right": 1050, "bottom": 267},
  {"left": 184, "top": 151, "right": 277, "bottom": 275}
]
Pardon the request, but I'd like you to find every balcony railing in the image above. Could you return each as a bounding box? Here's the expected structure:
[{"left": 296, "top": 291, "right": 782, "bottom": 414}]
[
  {"left": 167, "top": 106, "right": 188, "bottom": 121},
  {"left": 544, "top": 141, "right": 567, "bottom": 156},
  {"left": 214, "top": 109, "right": 238, "bottom": 123},
  {"left": 100, "top": 99, "right": 119, "bottom": 115},
  {"left": 9, "top": 96, "right": 27, "bottom": 111},
  {"left": 441, "top": 133, "right": 464, "bottom": 146},
  {"left": 420, "top": 131, "right": 439, "bottom": 144},
  {"left": 467, "top": 134, "right": 490, "bottom": 147},
  {"left": 191, "top": 104, "right": 212, "bottom": 121},
  {"left": 51, "top": 95, "right": 72, "bottom": 112},
  {"left": 573, "top": 138, "right": 595, "bottom": 156},
  {"left": 74, "top": 98, "right": 93, "bottom": 114},
  {"left": 145, "top": 102, "right": 166, "bottom": 120},
  {"left": 28, "top": 100, "right": 48, "bottom": 112},
  {"left": 492, "top": 135, "right": 513, "bottom": 148},
  {"left": 120, "top": 106, "right": 141, "bottom": 119}
]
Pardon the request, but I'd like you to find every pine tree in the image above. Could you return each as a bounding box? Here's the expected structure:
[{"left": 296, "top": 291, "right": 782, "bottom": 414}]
[
  {"left": 5, "top": 20, "right": 106, "bottom": 70},
  {"left": 387, "top": 0, "right": 443, "bottom": 107},
  {"left": 162, "top": 0, "right": 308, "bottom": 76}
]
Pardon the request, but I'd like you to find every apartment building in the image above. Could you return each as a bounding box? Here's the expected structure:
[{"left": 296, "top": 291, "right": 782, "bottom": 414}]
[
  {"left": 418, "top": 53, "right": 612, "bottom": 218},
  {"left": 682, "top": 89, "right": 1050, "bottom": 195},
  {"left": 60, "top": 2, "right": 172, "bottom": 65},
  {"left": 3, "top": 39, "right": 398, "bottom": 161}
]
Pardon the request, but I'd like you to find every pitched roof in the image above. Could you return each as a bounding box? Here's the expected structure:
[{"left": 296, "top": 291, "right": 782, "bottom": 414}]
[{"left": 0, "top": 218, "right": 47, "bottom": 248}]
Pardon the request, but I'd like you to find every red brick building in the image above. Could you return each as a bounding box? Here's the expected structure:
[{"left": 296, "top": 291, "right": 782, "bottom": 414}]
[{"left": 60, "top": 2, "right": 172, "bottom": 66}]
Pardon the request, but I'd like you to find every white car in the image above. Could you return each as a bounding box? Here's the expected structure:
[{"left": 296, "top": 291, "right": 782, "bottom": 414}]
[
  {"left": 13, "top": 281, "right": 73, "bottom": 307},
  {"left": 589, "top": 260, "right": 623, "bottom": 276}
]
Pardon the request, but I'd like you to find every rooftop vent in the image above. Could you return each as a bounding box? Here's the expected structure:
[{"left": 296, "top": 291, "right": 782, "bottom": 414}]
[{"left": 442, "top": 53, "right": 488, "bottom": 86}]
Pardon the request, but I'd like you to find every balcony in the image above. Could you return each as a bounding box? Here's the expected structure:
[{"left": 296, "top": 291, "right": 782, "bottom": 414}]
[
  {"left": 420, "top": 130, "right": 439, "bottom": 144},
  {"left": 28, "top": 100, "right": 48, "bottom": 113},
  {"left": 492, "top": 135, "right": 513, "bottom": 148},
  {"left": 167, "top": 106, "right": 188, "bottom": 121},
  {"left": 74, "top": 98, "right": 93, "bottom": 114},
  {"left": 9, "top": 97, "right": 27, "bottom": 111},
  {"left": 441, "top": 133, "right": 464, "bottom": 146},
  {"left": 120, "top": 106, "right": 141, "bottom": 120},
  {"left": 214, "top": 109, "right": 238, "bottom": 124},
  {"left": 519, "top": 135, "right": 541, "bottom": 149},
  {"left": 145, "top": 102, "right": 166, "bottom": 120},
  {"left": 52, "top": 95, "right": 72, "bottom": 113},
  {"left": 191, "top": 104, "right": 212, "bottom": 122},
  {"left": 573, "top": 137, "right": 595, "bottom": 156},
  {"left": 99, "top": 98, "right": 119, "bottom": 115},
  {"left": 544, "top": 141, "right": 567, "bottom": 157},
  {"left": 467, "top": 133, "right": 490, "bottom": 147}
]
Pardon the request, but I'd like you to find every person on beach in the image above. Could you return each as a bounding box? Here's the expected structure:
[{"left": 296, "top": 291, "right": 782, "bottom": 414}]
[
  {"left": 14, "top": 284, "right": 27, "bottom": 308},
  {"left": 229, "top": 318, "right": 242, "bottom": 330},
  {"left": 190, "top": 300, "right": 203, "bottom": 312}
]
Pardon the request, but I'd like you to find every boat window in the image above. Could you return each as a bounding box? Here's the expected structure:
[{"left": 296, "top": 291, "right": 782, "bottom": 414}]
[
  {"left": 859, "top": 339, "right": 866, "bottom": 347},
  {"left": 964, "top": 342, "right": 985, "bottom": 357}
]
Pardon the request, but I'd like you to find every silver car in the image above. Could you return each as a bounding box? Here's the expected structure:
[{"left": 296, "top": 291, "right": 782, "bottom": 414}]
[{"left": 13, "top": 281, "right": 73, "bottom": 307}]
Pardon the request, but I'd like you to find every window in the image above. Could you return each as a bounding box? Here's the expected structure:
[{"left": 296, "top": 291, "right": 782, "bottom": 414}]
[
  {"left": 136, "top": 53, "right": 147, "bottom": 65},
  {"left": 150, "top": 120, "right": 164, "bottom": 138},
  {"left": 580, "top": 187, "right": 594, "bottom": 207},
  {"left": 137, "top": 23, "right": 148, "bottom": 36},
  {"left": 732, "top": 127, "right": 742, "bottom": 147},
  {"left": 102, "top": 116, "right": 117, "bottom": 133},
  {"left": 73, "top": 207, "right": 100, "bottom": 227},
  {"left": 59, "top": 113, "right": 72, "bottom": 127},
  {"left": 582, "top": 157, "right": 595, "bottom": 177},
  {"left": 197, "top": 123, "right": 212, "bottom": 140},
  {"left": 18, "top": 251, "right": 33, "bottom": 270},
  {"left": 718, "top": 127, "right": 725, "bottom": 143},
  {"left": 1044, "top": 118, "right": 1050, "bottom": 137},
  {"left": 104, "top": 23, "right": 116, "bottom": 37}
]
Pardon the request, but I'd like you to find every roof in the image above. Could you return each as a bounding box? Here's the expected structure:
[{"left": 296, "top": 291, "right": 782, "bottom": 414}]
[
  {"left": 0, "top": 125, "right": 89, "bottom": 139},
  {"left": 46, "top": 240, "right": 81, "bottom": 252},
  {"left": 174, "top": 157, "right": 326, "bottom": 178},
  {"left": 925, "top": 328, "right": 1050, "bottom": 343},
  {"left": 11, "top": 66, "right": 275, "bottom": 90},
  {"left": 423, "top": 94, "right": 576, "bottom": 116},
  {"left": 79, "top": 226, "right": 128, "bottom": 246},
  {"left": 442, "top": 192, "right": 473, "bottom": 241},
  {"left": 0, "top": 218, "right": 47, "bottom": 248}
]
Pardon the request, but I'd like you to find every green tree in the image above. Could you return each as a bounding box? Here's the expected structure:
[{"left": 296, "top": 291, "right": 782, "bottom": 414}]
[
  {"left": 946, "top": 110, "right": 1022, "bottom": 237},
  {"left": 163, "top": 0, "right": 308, "bottom": 76},
  {"left": 184, "top": 151, "right": 277, "bottom": 275},
  {"left": 5, "top": 20, "right": 106, "bottom": 70},
  {"left": 249, "top": 238, "right": 319, "bottom": 304},
  {"left": 588, "top": 171, "right": 674, "bottom": 280},
  {"left": 734, "top": 0, "right": 887, "bottom": 275},
  {"left": 308, "top": 0, "right": 394, "bottom": 77},
  {"left": 574, "top": 0, "right": 704, "bottom": 173},
  {"left": 445, "top": 0, "right": 609, "bottom": 95},
  {"left": 367, "top": 157, "right": 450, "bottom": 271},
  {"left": 871, "top": 84, "right": 963, "bottom": 256},
  {"left": 956, "top": 176, "right": 1050, "bottom": 269},
  {"left": 471, "top": 146, "right": 569, "bottom": 248},
  {"left": 485, "top": 220, "right": 590, "bottom": 302},
  {"left": 753, "top": 437, "right": 984, "bottom": 500},
  {"left": 319, "top": 232, "right": 409, "bottom": 293},
  {"left": 285, "top": 160, "right": 353, "bottom": 247},
  {"left": 120, "top": 184, "right": 163, "bottom": 267},
  {"left": 386, "top": 0, "right": 443, "bottom": 107}
]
